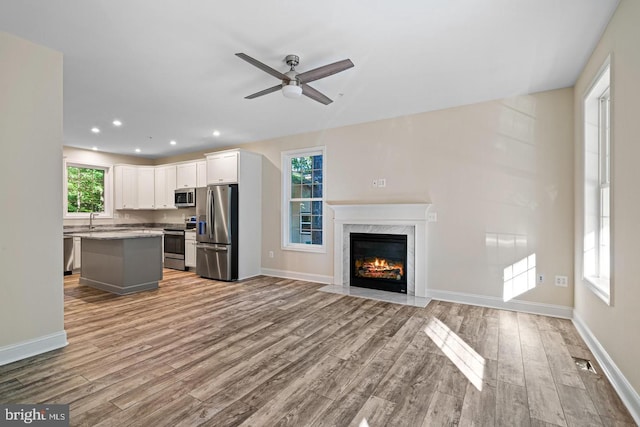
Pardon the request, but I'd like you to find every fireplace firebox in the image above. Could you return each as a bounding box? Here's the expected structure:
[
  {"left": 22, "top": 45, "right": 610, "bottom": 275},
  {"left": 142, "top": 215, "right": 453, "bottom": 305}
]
[{"left": 350, "top": 233, "right": 408, "bottom": 294}]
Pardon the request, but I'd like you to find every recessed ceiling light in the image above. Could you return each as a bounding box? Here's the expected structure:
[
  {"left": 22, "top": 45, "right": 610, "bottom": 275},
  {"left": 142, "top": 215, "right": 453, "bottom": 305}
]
[
  {"left": 92, "top": 146, "right": 98, "bottom": 151},
  {"left": 113, "top": 119, "right": 122, "bottom": 127},
  {"left": 212, "top": 130, "right": 221, "bottom": 137},
  {"left": 91, "top": 127, "right": 100, "bottom": 133},
  {"left": 170, "top": 140, "right": 177, "bottom": 145},
  {"left": 135, "top": 148, "right": 141, "bottom": 153}
]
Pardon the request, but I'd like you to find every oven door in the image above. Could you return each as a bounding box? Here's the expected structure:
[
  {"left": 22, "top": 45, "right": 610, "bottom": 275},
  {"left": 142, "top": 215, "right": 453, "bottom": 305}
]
[{"left": 164, "top": 231, "right": 186, "bottom": 270}]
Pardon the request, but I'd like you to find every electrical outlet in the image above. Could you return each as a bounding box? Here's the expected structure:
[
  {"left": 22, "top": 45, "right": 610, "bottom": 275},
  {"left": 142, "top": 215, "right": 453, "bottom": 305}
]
[
  {"left": 269, "top": 251, "right": 274, "bottom": 258},
  {"left": 372, "top": 179, "right": 378, "bottom": 188},
  {"left": 427, "top": 212, "right": 438, "bottom": 222},
  {"left": 378, "top": 178, "right": 386, "bottom": 188},
  {"left": 538, "top": 274, "right": 544, "bottom": 284},
  {"left": 555, "top": 275, "right": 568, "bottom": 287}
]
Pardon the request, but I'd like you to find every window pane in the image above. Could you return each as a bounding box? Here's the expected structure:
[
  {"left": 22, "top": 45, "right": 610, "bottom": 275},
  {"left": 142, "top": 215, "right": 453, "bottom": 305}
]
[
  {"left": 312, "top": 184, "right": 322, "bottom": 198},
  {"left": 291, "top": 184, "right": 301, "bottom": 199},
  {"left": 67, "top": 166, "right": 105, "bottom": 213},
  {"left": 312, "top": 201, "right": 322, "bottom": 215}
]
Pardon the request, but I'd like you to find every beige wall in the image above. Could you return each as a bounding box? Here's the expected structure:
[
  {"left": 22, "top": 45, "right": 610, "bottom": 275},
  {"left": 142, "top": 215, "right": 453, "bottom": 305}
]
[
  {"left": 573, "top": 0, "right": 640, "bottom": 396},
  {"left": 0, "top": 33, "right": 64, "bottom": 347},
  {"left": 248, "top": 89, "right": 574, "bottom": 307},
  {"left": 171, "top": 88, "right": 574, "bottom": 307}
]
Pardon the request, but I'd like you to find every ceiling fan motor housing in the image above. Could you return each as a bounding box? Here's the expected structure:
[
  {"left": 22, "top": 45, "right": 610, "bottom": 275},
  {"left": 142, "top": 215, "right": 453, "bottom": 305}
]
[{"left": 285, "top": 54, "right": 300, "bottom": 68}]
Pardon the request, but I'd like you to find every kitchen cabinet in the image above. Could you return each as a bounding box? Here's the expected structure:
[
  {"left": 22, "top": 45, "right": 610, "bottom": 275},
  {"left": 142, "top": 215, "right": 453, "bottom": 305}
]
[
  {"left": 137, "top": 167, "right": 155, "bottom": 209},
  {"left": 115, "top": 165, "right": 138, "bottom": 209},
  {"left": 185, "top": 231, "right": 196, "bottom": 268},
  {"left": 73, "top": 237, "right": 82, "bottom": 270},
  {"left": 176, "top": 163, "right": 197, "bottom": 189},
  {"left": 154, "top": 165, "right": 177, "bottom": 209},
  {"left": 196, "top": 160, "right": 207, "bottom": 188},
  {"left": 206, "top": 151, "right": 238, "bottom": 184}
]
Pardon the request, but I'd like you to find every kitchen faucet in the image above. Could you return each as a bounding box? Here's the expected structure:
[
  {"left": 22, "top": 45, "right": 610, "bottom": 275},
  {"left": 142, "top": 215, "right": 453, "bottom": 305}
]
[{"left": 89, "top": 212, "right": 97, "bottom": 230}]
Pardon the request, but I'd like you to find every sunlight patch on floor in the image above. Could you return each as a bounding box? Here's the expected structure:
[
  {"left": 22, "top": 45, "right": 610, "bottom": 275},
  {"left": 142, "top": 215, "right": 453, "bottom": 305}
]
[{"left": 424, "top": 317, "right": 485, "bottom": 391}]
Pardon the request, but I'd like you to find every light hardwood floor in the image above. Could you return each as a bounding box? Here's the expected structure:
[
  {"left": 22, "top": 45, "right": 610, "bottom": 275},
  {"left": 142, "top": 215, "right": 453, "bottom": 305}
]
[{"left": 0, "top": 270, "right": 635, "bottom": 426}]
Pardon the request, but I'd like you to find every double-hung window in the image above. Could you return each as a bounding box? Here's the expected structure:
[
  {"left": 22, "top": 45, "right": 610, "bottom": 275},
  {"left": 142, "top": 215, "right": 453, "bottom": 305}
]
[
  {"left": 282, "top": 147, "right": 325, "bottom": 252},
  {"left": 583, "top": 58, "right": 611, "bottom": 304},
  {"left": 64, "top": 160, "right": 113, "bottom": 218}
]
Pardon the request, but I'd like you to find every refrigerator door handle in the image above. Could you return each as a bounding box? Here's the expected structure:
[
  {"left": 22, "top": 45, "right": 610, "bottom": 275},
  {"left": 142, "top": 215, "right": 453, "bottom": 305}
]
[
  {"left": 196, "top": 244, "right": 228, "bottom": 252},
  {"left": 206, "top": 189, "right": 214, "bottom": 240}
]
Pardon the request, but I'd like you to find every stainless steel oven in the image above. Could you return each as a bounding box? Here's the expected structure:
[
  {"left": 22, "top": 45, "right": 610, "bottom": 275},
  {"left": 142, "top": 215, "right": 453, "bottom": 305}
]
[{"left": 163, "top": 228, "right": 186, "bottom": 270}]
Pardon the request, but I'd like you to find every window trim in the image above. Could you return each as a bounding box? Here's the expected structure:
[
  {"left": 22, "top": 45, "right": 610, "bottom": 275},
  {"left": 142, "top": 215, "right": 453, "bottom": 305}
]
[
  {"left": 281, "top": 146, "right": 326, "bottom": 253},
  {"left": 63, "top": 159, "right": 114, "bottom": 219},
  {"left": 582, "top": 55, "right": 612, "bottom": 305}
]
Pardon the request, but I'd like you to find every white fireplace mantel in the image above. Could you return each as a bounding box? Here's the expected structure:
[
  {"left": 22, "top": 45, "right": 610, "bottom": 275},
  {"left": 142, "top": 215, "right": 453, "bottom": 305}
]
[{"left": 329, "top": 202, "right": 431, "bottom": 298}]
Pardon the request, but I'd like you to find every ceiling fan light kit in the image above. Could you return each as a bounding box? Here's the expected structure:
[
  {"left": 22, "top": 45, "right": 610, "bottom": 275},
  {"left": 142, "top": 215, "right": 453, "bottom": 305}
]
[
  {"left": 236, "top": 52, "right": 354, "bottom": 105},
  {"left": 282, "top": 83, "right": 302, "bottom": 98}
]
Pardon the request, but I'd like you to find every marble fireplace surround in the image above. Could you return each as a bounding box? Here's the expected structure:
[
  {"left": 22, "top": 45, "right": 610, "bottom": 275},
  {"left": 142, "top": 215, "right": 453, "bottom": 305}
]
[{"left": 329, "top": 203, "right": 431, "bottom": 298}]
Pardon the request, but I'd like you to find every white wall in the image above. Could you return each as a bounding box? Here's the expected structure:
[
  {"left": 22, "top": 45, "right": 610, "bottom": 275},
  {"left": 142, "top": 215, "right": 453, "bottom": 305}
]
[
  {"left": 0, "top": 32, "right": 66, "bottom": 361},
  {"left": 573, "top": 0, "right": 640, "bottom": 403}
]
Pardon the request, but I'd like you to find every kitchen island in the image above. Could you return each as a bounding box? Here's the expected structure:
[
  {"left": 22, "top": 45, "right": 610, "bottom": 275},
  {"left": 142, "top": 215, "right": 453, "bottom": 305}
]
[{"left": 76, "top": 231, "right": 163, "bottom": 295}]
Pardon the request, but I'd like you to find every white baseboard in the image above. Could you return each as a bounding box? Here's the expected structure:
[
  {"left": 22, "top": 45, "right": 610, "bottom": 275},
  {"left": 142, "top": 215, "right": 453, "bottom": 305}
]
[
  {"left": 573, "top": 312, "right": 640, "bottom": 424},
  {"left": 261, "top": 268, "right": 333, "bottom": 285},
  {"left": 0, "top": 331, "right": 68, "bottom": 366},
  {"left": 426, "top": 289, "right": 573, "bottom": 319}
]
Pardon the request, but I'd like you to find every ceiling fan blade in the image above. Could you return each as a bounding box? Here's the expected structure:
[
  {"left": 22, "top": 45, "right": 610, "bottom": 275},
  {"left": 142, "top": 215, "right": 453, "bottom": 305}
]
[
  {"left": 301, "top": 84, "right": 333, "bottom": 105},
  {"left": 245, "top": 84, "right": 282, "bottom": 99},
  {"left": 236, "top": 53, "right": 289, "bottom": 81},
  {"left": 296, "top": 59, "right": 354, "bottom": 84}
]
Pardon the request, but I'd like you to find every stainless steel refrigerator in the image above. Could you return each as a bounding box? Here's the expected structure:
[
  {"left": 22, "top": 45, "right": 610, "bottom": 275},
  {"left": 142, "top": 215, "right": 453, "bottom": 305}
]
[{"left": 195, "top": 184, "right": 238, "bottom": 281}]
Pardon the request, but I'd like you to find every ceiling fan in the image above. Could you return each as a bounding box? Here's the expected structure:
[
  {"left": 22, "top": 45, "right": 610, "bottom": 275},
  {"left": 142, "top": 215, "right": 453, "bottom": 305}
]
[{"left": 235, "top": 53, "right": 354, "bottom": 105}]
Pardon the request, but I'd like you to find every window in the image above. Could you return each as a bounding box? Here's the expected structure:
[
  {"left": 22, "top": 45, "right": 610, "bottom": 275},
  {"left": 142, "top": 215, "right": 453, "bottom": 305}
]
[
  {"left": 64, "top": 161, "right": 113, "bottom": 218},
  {"left": 282, "top": 147, "right": 325, "bottom": 252},
  {"left": 583, "top": 57, "right": 611, "bottom": 304}
]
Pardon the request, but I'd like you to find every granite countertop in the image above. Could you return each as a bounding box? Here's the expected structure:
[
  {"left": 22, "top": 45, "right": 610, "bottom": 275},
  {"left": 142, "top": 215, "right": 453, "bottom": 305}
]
[
  {"left": 73, "top": 230, "right": 164, "bottom": 240},
  {"left": 64, "top": 223, "right": 177, "bottom": 236}
]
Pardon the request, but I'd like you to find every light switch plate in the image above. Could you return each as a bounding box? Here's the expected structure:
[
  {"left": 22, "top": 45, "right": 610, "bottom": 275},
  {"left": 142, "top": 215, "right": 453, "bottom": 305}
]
[{"left": 555, "top": 275, "right": 568, "bottom": 287}]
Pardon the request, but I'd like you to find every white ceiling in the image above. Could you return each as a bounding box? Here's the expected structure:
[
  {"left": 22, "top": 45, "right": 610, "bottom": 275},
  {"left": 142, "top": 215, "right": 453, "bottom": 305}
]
[{"left": 0, "top": 0, "right": 619, "bottom": 159}]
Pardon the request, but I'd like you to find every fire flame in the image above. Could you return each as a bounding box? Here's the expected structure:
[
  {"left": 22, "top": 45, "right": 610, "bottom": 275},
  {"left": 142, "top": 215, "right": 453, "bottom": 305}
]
[{"left": 355, "top": 257, "right": 404, "bottom": 279}]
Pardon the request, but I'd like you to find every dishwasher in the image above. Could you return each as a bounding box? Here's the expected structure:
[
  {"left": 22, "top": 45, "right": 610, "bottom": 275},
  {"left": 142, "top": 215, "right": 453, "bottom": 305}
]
[{"left": 64, "top": 236, "right": 73, "bottom": 275}]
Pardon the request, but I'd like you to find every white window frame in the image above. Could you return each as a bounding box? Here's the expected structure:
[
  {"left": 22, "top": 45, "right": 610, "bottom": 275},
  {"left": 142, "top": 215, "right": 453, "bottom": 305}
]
[
  {"left": 63, "top": 159, "right": 114, "bottom": 219},
  {"left": 582, "top": 56, "right": 611, "bottom": 305},
  {"left": 281, "top": 146, "right": 326, "bottom": 253}
]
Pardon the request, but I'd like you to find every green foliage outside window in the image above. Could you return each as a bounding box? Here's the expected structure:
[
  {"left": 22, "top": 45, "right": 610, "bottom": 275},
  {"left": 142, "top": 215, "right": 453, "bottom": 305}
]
[{"left": 67, "top": 166, "right": 105, "bottom": 213}]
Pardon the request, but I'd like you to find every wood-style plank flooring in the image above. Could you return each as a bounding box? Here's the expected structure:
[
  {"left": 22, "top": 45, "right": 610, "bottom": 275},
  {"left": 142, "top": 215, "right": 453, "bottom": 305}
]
[{"left": 0, "top": 270, "right": 635, "bottom": 426}]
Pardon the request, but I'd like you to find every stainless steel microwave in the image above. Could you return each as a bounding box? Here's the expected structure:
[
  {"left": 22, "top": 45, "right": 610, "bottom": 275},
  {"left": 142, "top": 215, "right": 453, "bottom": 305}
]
[{"left": 174, "top": 188, "right": 196, "bottom": 208}]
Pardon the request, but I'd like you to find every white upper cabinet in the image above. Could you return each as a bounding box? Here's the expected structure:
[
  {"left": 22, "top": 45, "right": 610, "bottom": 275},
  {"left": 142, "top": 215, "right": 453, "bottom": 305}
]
[
  {"left": 206, "top": 151, "right": 238, "bottom": 184},
  {"left": 154, "top": 165, "right": 176, "bottom": 209},
  {"left": 176, "top": 163, "right": 197, "bottom": 188},
  {"left": 196, "top": 160, "right": 207, "bottom": 188},
  {"left": 115, "top": 165, "right": 138, "bottom": 209},
  {"left": 115, "top": 160, "right": 205, "bottom": 210},
  {"left": 137, "top": 167, "right": 155, "bottom": 209}
]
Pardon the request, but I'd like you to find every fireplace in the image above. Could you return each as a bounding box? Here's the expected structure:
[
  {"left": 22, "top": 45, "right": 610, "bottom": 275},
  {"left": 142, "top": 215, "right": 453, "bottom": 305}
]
[{"left": 350, "top": 233, "right": 408, "bottom": 294}]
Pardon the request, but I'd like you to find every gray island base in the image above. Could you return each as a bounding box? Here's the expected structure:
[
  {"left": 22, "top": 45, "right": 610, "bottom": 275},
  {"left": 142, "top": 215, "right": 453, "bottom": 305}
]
[{"left": 78, "top": 232, "right": 163, "bottom": 295}]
